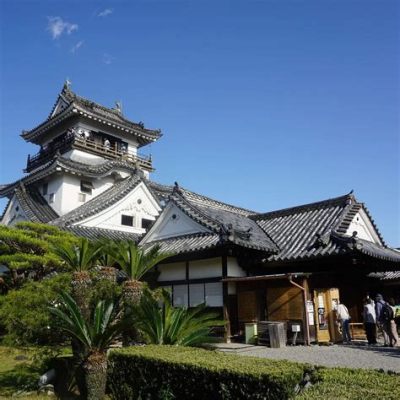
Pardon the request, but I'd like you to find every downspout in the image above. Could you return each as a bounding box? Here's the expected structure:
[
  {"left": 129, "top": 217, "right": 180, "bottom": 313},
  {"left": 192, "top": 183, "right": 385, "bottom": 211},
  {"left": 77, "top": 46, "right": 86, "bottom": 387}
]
[{"left": 287, "top": 274, "right": 311, "bottom": 346}]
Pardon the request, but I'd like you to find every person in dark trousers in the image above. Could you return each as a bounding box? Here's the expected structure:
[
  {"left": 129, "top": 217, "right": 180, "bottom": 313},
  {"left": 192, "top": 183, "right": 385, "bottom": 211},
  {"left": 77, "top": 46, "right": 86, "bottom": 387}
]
[
  {"left": 336, "top": 301, "right": 352, "bottom": 343},
  {"left": 375, "top": 294, "right": 389, "bottom": 345},
  {"left": 363, "top": 298, "right": 377, "bottom": 345}
]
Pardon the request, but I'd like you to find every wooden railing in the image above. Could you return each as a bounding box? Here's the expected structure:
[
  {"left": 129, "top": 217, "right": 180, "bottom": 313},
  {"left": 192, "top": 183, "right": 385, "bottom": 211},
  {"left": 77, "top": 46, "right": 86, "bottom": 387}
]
[
  {"left": 25, "top": 132, "right": 153, "bottom": 172},
  {"left": 73, "top": 137, "right": 153, "bottom": 170}
]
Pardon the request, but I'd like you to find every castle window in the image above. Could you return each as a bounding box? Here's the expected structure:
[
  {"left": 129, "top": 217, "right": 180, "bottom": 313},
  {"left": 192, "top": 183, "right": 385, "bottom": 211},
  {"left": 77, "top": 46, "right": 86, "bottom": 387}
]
[
  {"left": 42, "top": 183, "right": 48, "bottom": 196},
  {"left": 121, "top": 214, "right": 134, "bottom": 226},
  {"left": 49, "top": 193, "right": 55, "bottom": 203},
  {"left": 78, "top": 193, "right": 86, "bottom": 202},
  {"left": 80, "top": 180, "right": 93, "bottom": 195},
  {"left": 141, "top": 218, "right": 152, "bottom": 230}
]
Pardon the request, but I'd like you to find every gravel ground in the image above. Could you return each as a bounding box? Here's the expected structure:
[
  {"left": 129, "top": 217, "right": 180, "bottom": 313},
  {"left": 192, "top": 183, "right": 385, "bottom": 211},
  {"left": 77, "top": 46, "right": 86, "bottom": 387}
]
[{"left": 218, "top": 343, "right": 400, "bottom": 372}]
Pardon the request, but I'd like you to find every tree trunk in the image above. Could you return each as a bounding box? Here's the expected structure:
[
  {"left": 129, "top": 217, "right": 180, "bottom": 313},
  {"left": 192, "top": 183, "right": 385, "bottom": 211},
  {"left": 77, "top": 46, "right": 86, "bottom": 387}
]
[
  {"left": 71, "top": 271, "right": 92, "bottom": 321},
  {"left": 122, "top": 280, "right": 144, "bottom": 345},
  {"left": 122, "top": 279, "right": 143, "bottom": 306},
  {"left": 98, "top": 266, "right": 117, "bottom": 282},
  {"left": 83, "top": 351, "right": 108, "bottom": 400}
]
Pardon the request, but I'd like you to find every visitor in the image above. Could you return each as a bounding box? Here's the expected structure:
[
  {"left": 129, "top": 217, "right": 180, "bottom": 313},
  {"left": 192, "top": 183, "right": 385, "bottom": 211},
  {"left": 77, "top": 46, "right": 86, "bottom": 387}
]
[
  {"left": 336, "top": 301, "right": 352, "bottom": 344},
  {"left": 104, "top": 138, "right": 111, "bottom": 149},
  {"left": 387, "top": 299, "right": 399, "bottom": 347},
  {"left": 363, "top": 298, "right": 377, "bottom": 345},
  {"left": 375, "top": 294, "right": 390, "bottom": 346}
]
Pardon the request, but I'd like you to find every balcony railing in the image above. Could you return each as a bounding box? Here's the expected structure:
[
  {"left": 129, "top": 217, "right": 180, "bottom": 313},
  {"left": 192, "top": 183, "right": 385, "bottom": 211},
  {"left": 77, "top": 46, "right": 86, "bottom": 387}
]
[{"left": 25, "top": 132, "right": 153, "bottom": 173}]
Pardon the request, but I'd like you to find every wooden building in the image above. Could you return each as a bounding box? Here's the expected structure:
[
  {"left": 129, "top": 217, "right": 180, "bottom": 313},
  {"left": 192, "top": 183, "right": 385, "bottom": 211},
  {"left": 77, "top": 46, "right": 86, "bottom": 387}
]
[{"left": 1, "top": 83, "right": 399, "bottom": 344}]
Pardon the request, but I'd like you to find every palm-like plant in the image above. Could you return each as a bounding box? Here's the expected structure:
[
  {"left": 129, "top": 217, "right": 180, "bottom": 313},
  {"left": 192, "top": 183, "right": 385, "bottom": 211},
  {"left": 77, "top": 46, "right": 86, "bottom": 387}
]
[
  {"left": 95, "top": 239, "right": 118, "bottom": 282},
  {"left": 49, "top": 291, "right": 123, "bottom": 400},
  {"left": 111, "top": 242, "right": 171, "bottom": 305},
  {"left": 134, "top": 289, "right": 225, "bottom": 346},
  {"left": 53, "top": 238, "right": 101, "bottom": 319}
]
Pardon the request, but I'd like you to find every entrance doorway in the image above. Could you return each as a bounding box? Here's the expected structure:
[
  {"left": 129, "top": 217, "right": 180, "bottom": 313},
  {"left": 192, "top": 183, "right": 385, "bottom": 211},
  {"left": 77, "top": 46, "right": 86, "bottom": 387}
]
[{"left": 313, "top": 288, "right": 341, "bottom": 343}]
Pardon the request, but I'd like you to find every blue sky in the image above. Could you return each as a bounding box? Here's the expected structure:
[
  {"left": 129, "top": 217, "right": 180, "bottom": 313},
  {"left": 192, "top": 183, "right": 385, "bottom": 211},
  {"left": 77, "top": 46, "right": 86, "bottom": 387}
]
[{"left": 0, "top": 0, "right": 399, "bottom": 246}]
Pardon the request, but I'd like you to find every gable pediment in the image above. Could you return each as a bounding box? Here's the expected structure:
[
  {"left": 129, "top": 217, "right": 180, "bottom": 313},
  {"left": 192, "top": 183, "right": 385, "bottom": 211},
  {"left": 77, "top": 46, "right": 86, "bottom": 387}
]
[
  {"left": 49, "top": 96, "right": 70, "bottom": 119},
  {"left": 75, "top": 181, "right": 161, "bottom": 233},
  {"left": 142, "top": 202, "right": 211, "bottom": 243},
  {"left": 1, "top": 195, "right": 28, "bottom": 226},
  {"left": 345, "top": 209, "right": 382, "bottom": 245}
]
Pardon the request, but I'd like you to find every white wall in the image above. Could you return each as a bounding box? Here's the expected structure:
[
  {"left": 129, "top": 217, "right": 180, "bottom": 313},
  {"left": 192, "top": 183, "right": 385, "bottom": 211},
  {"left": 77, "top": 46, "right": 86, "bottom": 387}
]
[
  {"left": 77, "top": 181, "right": 161, "bottom": 234},
  {"left": 189, "top": 258, "right": 222, "bottom": 279},
  {"left": 227, "top": 256, "right": 246, "bottom": 277},
  {"left": 345, "top": 209, "right": 382, "bottom": 244},
  {"left": 144, "top": 202, "right": 210, "bottom": 242},
  {"left": 1, "top": 196, "right": 28, "bottom": 225},
  {"left": 158, "top": 262, "right": 186, "bottom": 281}
]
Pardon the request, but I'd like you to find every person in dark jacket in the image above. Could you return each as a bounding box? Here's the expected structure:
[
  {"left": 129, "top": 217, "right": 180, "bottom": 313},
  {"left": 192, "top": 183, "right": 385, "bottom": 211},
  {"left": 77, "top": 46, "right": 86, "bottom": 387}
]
[{"left": 375, "top": 294, "right": 390, "bottom": 346}]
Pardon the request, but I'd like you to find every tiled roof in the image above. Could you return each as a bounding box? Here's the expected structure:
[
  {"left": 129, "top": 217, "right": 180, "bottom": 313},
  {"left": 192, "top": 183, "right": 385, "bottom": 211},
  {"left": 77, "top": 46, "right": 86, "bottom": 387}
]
[
  {"left": 21, "top": 84, "right": 161, "bottom": 146},
  {"left": 331, "top": 234, "right": 400, "bottom": 263},
  {"left": 51, "top": 175, "right": 142, "bottom": 226},
  {"left": 63, "top": 225, "right": 141, "bottom": 242},
  {"left": 368, "top": 271, "right": 400, "bottom": 281},
  {"left": 14, "top": 185, "right": 59, "bottom": 223},
  {"left": 143, "top": 185, "right": 278, "bottom": 253},
  {"left": 146, "top": 232, "right": 221, "bottom": 255},
  {"left": 0, "top": 156, "right": 139, "bottom": 197},
  {"left": 252, "top": 193, "right": 353, "bottom": 262},
  {"left": 147, "top": 181, "right": 255, "bottom": 216}
]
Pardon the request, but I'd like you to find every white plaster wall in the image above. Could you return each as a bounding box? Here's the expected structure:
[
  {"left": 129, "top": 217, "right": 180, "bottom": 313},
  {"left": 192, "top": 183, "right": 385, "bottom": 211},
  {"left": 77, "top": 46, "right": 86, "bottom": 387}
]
[
  {"left": 1, "top": 196, "right": 28, "bottom": 225},
  {"left": 189, "top": 258, "right": 222, "bottom": 279},
  {"left": 66, "top": 149, "right": 106, "bottom": 165},
  {"left": 158, "top": 262, "right": 186, "bottom": 281},
  {"left": 227, "top": 256, "right": 246, "bottom": 277},
  {"left": 345, "top": 210, "right": 382, "bottom": 244},
  {"left": 38, "top": 175, "right": 64, "bottom": 215},
  {"left": 144, "top": 203, "right": 210, "bottom": 243},
  {"left": 76, "top": 182, "right": 161, "bottom": 234}
]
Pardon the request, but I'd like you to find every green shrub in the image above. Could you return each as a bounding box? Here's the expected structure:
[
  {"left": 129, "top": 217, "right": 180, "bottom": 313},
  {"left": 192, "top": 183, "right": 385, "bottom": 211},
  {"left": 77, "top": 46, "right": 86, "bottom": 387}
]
[
  {"left": 298, "top": 367, "right": 400, "bottom": 400},
  {"left": 0, "top": 273, "right": 71, "bottom": 345},
  {"left": 108, "top": 345, "right": 308, "bottom": 400}
]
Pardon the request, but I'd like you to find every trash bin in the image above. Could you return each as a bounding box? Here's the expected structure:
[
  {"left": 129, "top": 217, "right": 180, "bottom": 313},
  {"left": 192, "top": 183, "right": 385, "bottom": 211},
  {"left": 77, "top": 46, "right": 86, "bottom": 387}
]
[
  {"left": 268, "top": 322, "right": 286, "bottom": 348},
  {"left": 245, "top": 323, "right": 257, "bottom": 344}
]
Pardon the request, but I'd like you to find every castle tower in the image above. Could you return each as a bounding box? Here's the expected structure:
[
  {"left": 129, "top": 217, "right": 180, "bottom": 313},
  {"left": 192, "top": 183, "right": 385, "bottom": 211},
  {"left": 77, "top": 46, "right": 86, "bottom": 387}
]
[{"left": 0, "top": 82, "right": 163, "bottom": 237}]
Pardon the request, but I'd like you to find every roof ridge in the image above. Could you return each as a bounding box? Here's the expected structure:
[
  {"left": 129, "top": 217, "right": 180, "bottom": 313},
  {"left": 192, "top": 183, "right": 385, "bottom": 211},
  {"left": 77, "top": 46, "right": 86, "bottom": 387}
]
[
  {"left": 51, "top": 174, "right": 142, "bottom": 226},
  {"left": 170, "top": 189, "right": 222, "bottom": 232},
  {"left": 252, "top": 192, "right": 355, "bottom": 220}
]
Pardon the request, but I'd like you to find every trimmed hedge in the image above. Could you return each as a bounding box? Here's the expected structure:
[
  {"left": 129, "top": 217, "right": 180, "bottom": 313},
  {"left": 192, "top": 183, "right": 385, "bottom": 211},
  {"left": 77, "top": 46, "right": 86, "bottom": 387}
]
[
  {"left": 108, "top": 345, "right": 309, "bottom": 400},
  {"left": 298, "top": 367, "right": 400, "bottom": 400}
]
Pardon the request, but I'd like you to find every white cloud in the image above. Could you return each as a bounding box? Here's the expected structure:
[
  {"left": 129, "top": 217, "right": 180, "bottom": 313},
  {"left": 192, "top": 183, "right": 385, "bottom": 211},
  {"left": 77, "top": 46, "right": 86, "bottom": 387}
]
[
  {"left": 71, "top": 40, "right": 84, "bottom": 53},
  {"left": 47, "top": 16, "right": 78, "bottom": 39},
  {"left": 102, "top": 53, "right": 115, "bottom": 65},
  {"left": 98, "top": 8, "right": 113, "bottom": 17}
]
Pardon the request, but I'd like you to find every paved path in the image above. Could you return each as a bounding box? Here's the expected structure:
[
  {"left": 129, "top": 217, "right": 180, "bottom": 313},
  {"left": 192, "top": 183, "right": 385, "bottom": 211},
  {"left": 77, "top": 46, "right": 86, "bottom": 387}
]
[{"left": 214, "top": 343, "right": 400, "bottom": 372}]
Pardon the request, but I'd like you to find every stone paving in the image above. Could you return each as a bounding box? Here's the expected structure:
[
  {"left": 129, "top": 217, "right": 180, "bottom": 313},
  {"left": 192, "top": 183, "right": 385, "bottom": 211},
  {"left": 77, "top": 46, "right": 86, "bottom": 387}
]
[{"left": 212, "top": 342, "right": 400, "bottom": 372}]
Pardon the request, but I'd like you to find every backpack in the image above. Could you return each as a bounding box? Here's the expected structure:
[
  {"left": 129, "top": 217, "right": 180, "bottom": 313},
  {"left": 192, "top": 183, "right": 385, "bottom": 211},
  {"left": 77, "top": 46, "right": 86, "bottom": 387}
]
[{"left": 381, "top": 303, "right": 394, "bottom": 322}]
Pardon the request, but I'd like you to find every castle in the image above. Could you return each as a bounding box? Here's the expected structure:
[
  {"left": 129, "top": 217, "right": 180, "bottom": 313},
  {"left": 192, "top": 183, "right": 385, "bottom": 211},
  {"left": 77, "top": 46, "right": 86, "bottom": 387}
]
[{"left": 1, "top": 83, "right": 399, "bottom": 343}]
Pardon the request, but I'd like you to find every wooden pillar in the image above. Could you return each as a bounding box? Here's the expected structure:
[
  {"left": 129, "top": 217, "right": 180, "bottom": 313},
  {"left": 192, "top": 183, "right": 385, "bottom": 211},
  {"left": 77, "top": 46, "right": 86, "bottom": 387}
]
[{"left": 222, "top": 255, "right": 231, "bottom": 343}]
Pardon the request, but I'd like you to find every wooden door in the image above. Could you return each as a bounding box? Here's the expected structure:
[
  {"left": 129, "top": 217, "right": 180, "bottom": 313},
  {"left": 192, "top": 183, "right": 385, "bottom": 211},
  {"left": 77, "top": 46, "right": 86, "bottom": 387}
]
[{"left": 314, "top": 288, "right": 341, "bottom": 343}]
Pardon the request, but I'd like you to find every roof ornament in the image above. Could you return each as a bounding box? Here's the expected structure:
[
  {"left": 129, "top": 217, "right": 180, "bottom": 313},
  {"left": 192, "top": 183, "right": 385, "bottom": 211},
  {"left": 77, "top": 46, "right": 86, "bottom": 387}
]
[
  {"left": 115, "top": 100, "right": 123, "bottom": 114},
  {"left": 63, "top": 78, "right": 72, "bottom": 91}
]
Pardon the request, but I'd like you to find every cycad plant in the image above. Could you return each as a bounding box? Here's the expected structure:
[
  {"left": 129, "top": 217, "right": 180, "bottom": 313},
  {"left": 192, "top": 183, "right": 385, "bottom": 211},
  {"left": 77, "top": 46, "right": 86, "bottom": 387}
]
[
  {"left": 134, "top": 289, "right": 225, "bottom": 346},
  {"left": 49, "top": 291, "right": 123, "bottom": 400},
  {"left": 111, "top": 242, "right": 171, "bottom": 305},
  {"left": 95, "top": 239, "right": 118, "bottom": 282},
  {"left": 53, "top": 238, "right": 101, "bottom": 319}
]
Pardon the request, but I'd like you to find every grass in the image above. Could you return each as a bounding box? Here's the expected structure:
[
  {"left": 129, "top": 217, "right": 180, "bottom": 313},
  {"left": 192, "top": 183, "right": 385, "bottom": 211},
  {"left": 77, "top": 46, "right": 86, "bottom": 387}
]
[{"left": 0, "top": 346, "right": 73, "bottom": 399}]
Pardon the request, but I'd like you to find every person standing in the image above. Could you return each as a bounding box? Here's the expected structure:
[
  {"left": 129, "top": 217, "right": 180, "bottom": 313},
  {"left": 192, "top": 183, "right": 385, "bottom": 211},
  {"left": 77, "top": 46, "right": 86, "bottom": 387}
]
[
  {"left": 363, "top": 298, "right": 377, "bottom": 345},
  {"left": 375, "top": 294, "right": 390, "bottom": 346},
  {"left": 336, "top": 301, "right": 352, "bottom": 343},
  {"left": 387, "top": 299, "right": 399, "bottom": 347}
]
